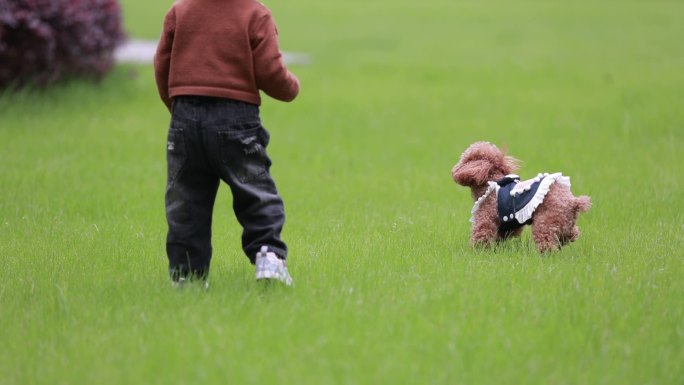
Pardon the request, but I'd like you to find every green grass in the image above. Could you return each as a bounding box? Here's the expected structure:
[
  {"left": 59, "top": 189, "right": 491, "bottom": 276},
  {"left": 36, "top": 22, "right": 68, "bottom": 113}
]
[{"left": 1, "top": 1, "right": 683, "bottom": 384}]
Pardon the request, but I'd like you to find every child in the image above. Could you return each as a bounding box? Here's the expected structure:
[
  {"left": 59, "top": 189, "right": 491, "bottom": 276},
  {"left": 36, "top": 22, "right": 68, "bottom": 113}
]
[{"left": 154, "top": 0, "right": 300, "bottom": 287}]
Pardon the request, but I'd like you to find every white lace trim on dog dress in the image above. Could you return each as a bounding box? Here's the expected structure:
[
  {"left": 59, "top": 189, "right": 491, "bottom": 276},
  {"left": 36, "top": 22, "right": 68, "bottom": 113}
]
[
  {"left": 470, "top": 173, "right": 571, "bottom": 227},
  {"left": 470, "top": 182, "right": 499, "bottom": 224}
]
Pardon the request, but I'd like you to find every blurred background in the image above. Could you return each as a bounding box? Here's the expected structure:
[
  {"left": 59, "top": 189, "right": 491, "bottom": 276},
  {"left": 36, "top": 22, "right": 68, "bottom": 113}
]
[{"left": 1, "top": 1, "right": 682, "bottom": 384}]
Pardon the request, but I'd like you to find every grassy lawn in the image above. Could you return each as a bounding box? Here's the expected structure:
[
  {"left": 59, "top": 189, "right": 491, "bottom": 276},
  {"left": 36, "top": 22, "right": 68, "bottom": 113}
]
[{"left": 1, "top": 1, "right": 683, "bottom": 384}]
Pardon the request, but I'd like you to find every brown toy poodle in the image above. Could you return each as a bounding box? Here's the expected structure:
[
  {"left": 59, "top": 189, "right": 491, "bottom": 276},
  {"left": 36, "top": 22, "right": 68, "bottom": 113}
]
[{"left": 452, "top": 141, "right": 591, "bottom": 253}]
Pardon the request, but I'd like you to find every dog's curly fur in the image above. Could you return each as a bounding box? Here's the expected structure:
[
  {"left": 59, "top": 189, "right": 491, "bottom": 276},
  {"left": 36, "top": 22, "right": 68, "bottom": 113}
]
[{"left": 452, "top": 141, "right": 591, "bottom": 253}]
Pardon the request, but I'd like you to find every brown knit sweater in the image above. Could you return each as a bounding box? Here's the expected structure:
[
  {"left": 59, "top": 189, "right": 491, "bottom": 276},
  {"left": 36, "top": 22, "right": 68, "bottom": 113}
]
[{"left": 154, "top": 0, "right": 300, "bottom": 110}]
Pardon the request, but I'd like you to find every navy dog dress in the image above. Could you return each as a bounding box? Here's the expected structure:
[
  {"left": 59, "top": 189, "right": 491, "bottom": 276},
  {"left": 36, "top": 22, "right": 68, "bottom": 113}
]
[{"left": 470, "top": 173, "right": 571, "bottom": 231}]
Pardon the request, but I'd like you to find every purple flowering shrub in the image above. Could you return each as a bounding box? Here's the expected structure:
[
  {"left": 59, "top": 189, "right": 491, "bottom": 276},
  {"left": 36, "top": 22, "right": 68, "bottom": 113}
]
[{"left": 0, "top": 0, "right": 125, "bottom": 89}]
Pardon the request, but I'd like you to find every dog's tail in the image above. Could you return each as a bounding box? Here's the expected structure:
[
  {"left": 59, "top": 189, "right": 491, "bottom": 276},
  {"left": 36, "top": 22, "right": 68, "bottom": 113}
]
[{"left": 574, "top": 196, "right": 592, "bottom": 213}]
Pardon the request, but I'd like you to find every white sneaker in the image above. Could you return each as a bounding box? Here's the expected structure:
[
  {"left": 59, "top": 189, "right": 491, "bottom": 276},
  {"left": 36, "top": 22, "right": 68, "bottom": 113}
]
[{"left": 255, "top": 246, "right": 293, "bottom": 286}]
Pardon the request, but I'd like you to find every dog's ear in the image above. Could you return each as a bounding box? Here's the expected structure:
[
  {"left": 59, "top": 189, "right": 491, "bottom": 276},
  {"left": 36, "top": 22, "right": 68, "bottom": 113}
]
[{"left": 452, "top": 160, "right": 491, "bottom": 186}]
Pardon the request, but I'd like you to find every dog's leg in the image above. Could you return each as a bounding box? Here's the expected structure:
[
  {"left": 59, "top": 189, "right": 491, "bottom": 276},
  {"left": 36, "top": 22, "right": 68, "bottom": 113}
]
[
  {"left": 471, "top": 218, "right": 499, "bottom": 248},
  {"left": 531, "top": 224, "right": 560, "bottom": 253},
  {"left": 559, "top": 226, "right": 580, "bottom": 246},
  {"left": 530, "top": 185, "right": 582, "bottom": 252},
  {"left": 530, "top": 210, "right": 562, "bottom": 253}
]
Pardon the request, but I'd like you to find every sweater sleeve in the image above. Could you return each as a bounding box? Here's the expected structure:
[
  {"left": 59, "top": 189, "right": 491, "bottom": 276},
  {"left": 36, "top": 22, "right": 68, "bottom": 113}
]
[
  {"left": 153, "top": 8, "right": 176, "bottom": 111},
  {"left": 252, "top": 13, "right": 300, "bottom": 102}
]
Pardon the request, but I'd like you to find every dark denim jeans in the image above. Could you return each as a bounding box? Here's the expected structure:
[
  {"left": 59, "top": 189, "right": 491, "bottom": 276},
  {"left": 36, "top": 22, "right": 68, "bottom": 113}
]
[{"left": 165, "top": 96, "right": 287, "bottom": 281}]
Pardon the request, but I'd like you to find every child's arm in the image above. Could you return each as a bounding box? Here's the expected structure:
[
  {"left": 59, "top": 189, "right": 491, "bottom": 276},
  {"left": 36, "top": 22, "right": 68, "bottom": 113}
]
[
  {"left": 154, "top": 8, "right": 176, "bottom": 111},
  {"left": 252, "top": 13, "right": 300, "bottom": 102}
]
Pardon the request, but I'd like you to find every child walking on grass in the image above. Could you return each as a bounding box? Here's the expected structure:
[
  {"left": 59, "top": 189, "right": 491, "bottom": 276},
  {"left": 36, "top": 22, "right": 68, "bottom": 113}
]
[{"left": 154, "top": 0, "right": 300, "bottom": 287}]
